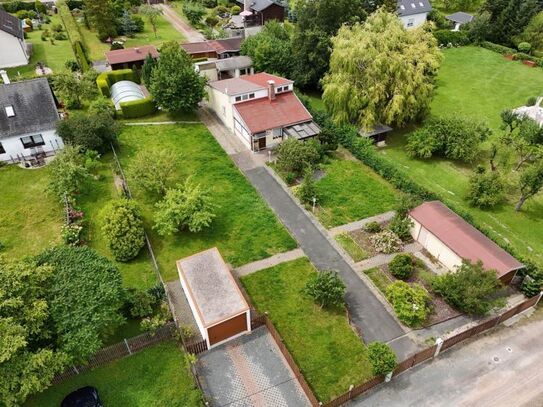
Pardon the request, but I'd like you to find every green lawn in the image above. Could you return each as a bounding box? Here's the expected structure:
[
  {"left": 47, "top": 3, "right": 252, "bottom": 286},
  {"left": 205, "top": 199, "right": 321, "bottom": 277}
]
[
  {"left": 78, "top": 155, "right": 157, "bottom": 289},
  {"left": 303, "top": 90, "right": 326, "bottom": 112},
  {"left": 25, "top": 342, "right": 204, "bottom": 407},
  {"left": 364, "top": 267, "right": 393, "bottom": 295},
  {"left": 314, "top": 149, "right": 399, "bottom": 228},
  {"left": 7, "top": 14, "right": 76, "bottom": 79},
  {"left": 241, "top": 258, "right": 373, "bottom": 402},
  {"left": 79, "top": 14, "right": 185, "bottom": 61},
  {"left": 378, "top": 46, "right": 543, "bottom": 266},
  {"left": 335, "top": 233, "right": 368, "bottom": 262},
  {"left": 0, "top": 165, "right": 62, "bottom": 259},
  {"left": 117, "top": 124, "right": 296, "bottom": 282},
  {"left": 120, "top": 109, "right": 200, "bottom": 123}
]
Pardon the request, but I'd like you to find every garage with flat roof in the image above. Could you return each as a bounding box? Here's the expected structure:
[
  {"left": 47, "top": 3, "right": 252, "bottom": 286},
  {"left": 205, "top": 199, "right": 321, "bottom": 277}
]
[{"left": 177, "top": 248, "right": 251, "bottom": 348}]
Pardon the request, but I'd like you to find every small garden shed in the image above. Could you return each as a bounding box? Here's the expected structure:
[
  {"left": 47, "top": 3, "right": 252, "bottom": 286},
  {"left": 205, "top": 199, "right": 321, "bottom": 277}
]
[
  {"left": 409, "top": 201, "right": 524, "bottom": 284},
  {"left": 177, "top": 248, "right": 251, "bottom": 348}
]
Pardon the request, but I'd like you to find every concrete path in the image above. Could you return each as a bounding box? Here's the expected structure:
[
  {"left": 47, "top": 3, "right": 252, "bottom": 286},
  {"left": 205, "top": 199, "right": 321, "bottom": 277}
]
[
  {"left": 354, "top": 242, "right": 423, "bottom": 272},
  {"left": 234, "top": 249, "right": 305, "bottom": 277},
  {"left": 352, "top": 312, "right": 543, "bottom": 407},
  {"left": 158, "top": 4, "right": 205, "bottom": 42},
  {"left": 196, "top": 326, "right": 311, "bottom": 407},
  {"left": 329, "top": 211, "right": 396, "bottom": 236}
]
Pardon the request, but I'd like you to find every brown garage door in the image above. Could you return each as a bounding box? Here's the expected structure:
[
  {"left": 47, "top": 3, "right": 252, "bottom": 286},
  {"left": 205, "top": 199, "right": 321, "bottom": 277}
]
[{"left": 208, "top": 313, "right": 248, "bottom": 346}]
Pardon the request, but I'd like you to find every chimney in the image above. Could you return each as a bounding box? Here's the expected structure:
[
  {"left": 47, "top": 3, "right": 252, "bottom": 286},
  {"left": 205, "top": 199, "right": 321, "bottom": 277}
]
[
  {"left": 267, "top": 80, "right": 275, "bottom": 101},
  {"left": 135, "top": 47, "right": 140, "bottom": 53},
  {"left": 0, "top": 70, "right": 10, "bottom": 85}
]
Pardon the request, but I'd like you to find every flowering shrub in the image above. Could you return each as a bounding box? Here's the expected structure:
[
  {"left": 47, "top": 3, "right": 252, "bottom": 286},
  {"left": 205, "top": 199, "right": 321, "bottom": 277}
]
[
  {"left": 369, "top": 230, "right": 402, "bottom": 254},
  {"left": 386, "top": 281, "right": 431, "bottom": 327},
  {"left": 61, "top": 223, "right": 83, "bottom": 246}
]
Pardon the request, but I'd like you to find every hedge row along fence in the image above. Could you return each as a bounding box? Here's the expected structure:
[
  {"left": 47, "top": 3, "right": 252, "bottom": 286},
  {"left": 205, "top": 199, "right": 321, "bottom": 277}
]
[
  {"left": 480, "top": 41, "right": 543, "bottom": 67},
  {"left": 96, "top": 69, "right": 157, "bottom": 118},
  {"left": 307, "top": 108, "right": 540, "bottom": 286},
  {"left": 57, "top": 0, "right": 90, "bottom": 71}
]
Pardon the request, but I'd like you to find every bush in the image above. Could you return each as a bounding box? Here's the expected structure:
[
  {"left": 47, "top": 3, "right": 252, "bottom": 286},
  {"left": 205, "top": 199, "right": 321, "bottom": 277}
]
[
  {"left": 275, "top": 138, "right": 322, "bottom": 178},
  {"left": 370, "top": 230, "right": 402, "bottom": 254},
  {"left": 182, "top": 2, "right": 205, "bottom": 26},
  {"left": 389, "top": 254, "right": 414, "bottom": 280},
  {"left": 65, "top": 59, "right": 80, "bottom": 71},
  {"left": 432, "top": 260, "right": 503, "bottom": 315},
  {"left": 518, "top": 42, "right": 532, "bottom": 54},
  {"left": 527, "top": 96, "right": 537, "bottom": 106},
  {"left": 388, "top": 215, "right": 413, "bottom": 242},
  {"left": 231, "top": 5, "right": 241, "bottom": 14},
  {"left": 89, "top": 97, "right": 116, "bottom": 118},
  {"left": 367, "top": 342, "right": 397, "bottom": 376},
  {"left": 434, "top": 29, "right": 470, "bottom": 46},
  {"left": 386, "top": 281, "right": 430, "bottom": 326},
  {"left": 61, "top": 223, "right": 84, "bottom": 246},
  {"left": 521, "top": 268, "right": 543, "bottom": 297},
  {"left": 53, "top": 31, "right": 68, "bottom": 40},
  {"left": 364, "top": 221, "right": 381, "bottom": 233},
  {"left": 56, "top": 112, "right": 121, "bottom": 152},
  {"left": 296, "top": 169, "right": 318, "bottom": 205},
  {"left": 304, "top": 270, "right": 346, "bottom": 309},
  {"left": 205, "top": 15, "right": 219, "bottom": 27},
  {"left": 101, "top": 199, "right": 146, "bottom": 262},
  {"left": 124, "top": 288, "right": 154, "bottom": 318},
  {"left": 120, "top": 96, "right": 157, "bottom": 118},
  {"left": 467, "top": 167, "right": 505, "bottom": 208}
]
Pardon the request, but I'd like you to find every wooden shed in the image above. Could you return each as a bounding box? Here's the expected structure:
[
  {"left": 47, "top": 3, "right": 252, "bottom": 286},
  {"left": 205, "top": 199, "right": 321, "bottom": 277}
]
[{"left": 177, "top": 248, "right": 251, "bottom": 348}]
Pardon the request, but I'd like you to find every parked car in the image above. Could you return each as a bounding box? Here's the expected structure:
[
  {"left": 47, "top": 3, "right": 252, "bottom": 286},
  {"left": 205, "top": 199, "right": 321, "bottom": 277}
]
[{"left": 61, "top": 386, "right": 103, "bottom": 407}]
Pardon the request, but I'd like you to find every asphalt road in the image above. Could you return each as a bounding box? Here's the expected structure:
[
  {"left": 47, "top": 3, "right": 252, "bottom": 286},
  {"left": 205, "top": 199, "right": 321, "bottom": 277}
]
[{"left": 353, "top": 312, "right": 543, "bottom": 406}]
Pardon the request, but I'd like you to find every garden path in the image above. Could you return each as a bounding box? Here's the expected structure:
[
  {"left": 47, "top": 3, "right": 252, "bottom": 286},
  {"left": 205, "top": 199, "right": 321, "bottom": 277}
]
[
  {"left": 157, "top": 4, "right": 205, "bottom": 43},
  {"left": 329, "top": 211, "right": 396, "bottom": 236},
  {"left": 354, "top": 242, "right": 423, "bottom": 272},
  {"left": 234, "top": 248, "right": 305, "bottom": 277}
]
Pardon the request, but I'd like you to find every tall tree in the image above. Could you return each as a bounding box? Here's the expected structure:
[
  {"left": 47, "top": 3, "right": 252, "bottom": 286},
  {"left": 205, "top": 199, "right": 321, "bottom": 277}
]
[
  {"left": 51, "top": 70, "right": 98, "bottom": 109},
  {"left": 141, "top": 53, "right": 157, "bottom": 85},
  {"left": 500, "top": 112, "right": 543, "bottom": 170},
  {"left": 516, "top": 11, "right": 543, "bottom": 50},
  {"left": 483, "top": 0, "right": 542, "bottom": 46},
  {"left": 516, "top": 162, "right": 543, "bottom": 211},
  {"left": 56, "top": 112, "right": 121, "bottom": 152},
  {"left": 291, "top": 0, "right": 367, "bottom": 88},
  {"left": 84, "top": 0, "right": 118, "bottom": 41},
  {"left": 139, "top": 4, "right": 163, "bottom": 39},
  {"left": 149, "top": 42, "right": 207, "bottom": 112},
  {"left": 118, "top": 10, "right": 138, "bottom": 38},
  {"left": 322, "top": 9, "right": 441, "bottom": 130}
]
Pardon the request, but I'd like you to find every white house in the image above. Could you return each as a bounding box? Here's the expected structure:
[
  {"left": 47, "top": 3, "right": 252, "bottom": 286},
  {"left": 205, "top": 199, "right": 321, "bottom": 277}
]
[
  {"left": 409, "top": 201, "right": 524, "bottom": 284},
  {"left": 0, "top": 73, "right": 63, "bottom": 164},
  {"left": 397, "top": 0, "right": 432, "bottom": 29},
  {"left": 176, "top": 248, "right": 251, "bottom": 349},
  {"left": 207, "top": 72, "right": 320, "bottom": 151},
  {"left": 0, "top": 8, "right": 29, "bottom": 68}
]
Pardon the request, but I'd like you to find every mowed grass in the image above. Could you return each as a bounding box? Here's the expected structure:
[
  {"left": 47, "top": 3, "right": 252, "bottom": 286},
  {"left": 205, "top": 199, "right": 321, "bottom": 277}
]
[
  {"left": 0, "top": 165, "right": 62, "bottom": 258},
  {"left": 25, "top": 342, "right": 204, "bottom": 407},
  {"left": 335, "top": 233, "right": 368, "bottom": 262},
  {"left": 378, "top": 47, "right": 543, "bottom": 265},
  {"left": 118, "top": 124, "right": 296, "bottom": 282},
  {"left": 79, "top": 14, "right": 185, "bottom": 61},
  {"left": 241, "top": 258, "right": 373, "bottom": 402},
  {"left": 315, "top": 149, "right": 399, "bottom": 228},
  {"left": 6, "top": 14, "right": 76, "bottom": 79},
  {"left": 77, "top": 155, "right": 157, "bottom": 289}
]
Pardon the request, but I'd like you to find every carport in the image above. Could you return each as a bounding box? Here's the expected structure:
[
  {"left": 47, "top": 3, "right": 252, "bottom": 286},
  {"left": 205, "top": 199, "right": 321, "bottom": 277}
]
[{"left": 177, "top": 248, "right": 251, "bottom": 348}]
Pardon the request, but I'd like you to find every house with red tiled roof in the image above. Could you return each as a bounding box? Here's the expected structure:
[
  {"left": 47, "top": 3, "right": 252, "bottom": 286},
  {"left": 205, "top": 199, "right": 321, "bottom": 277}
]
[
  {"left": 409, "top": 201, "right": 524, "bottom": 284},
  {"left": 207, "top": 72, "right": 320, "bottom": 151},
  {"left": 106, "top": 45, "right": 159, "bottom": 70},
  {"left": 181, "top": 37, "right": 243, "bottom": 60}
]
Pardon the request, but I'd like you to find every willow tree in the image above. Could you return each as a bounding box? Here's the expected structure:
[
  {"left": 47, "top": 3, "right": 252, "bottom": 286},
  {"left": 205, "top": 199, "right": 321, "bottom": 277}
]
[{"left": 322, "top": 9, "right": 442, "bottom": 131}]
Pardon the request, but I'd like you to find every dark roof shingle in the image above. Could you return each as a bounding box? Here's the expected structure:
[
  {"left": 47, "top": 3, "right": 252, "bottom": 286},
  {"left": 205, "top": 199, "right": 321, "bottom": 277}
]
[
  {"left": 0, "top": 7, "right": 23, "bottom": 39},
  {"left": 397, "top": 0, "right": 432, "bottom": 17}
]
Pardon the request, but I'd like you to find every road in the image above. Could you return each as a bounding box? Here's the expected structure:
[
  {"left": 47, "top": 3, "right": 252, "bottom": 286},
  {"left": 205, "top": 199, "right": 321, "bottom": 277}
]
[
  {"left": 157, "top": 4, "right": 205, "bottom": 42},
  {"left": 353, "top": 312, "right": 543, "bottom": 407}
]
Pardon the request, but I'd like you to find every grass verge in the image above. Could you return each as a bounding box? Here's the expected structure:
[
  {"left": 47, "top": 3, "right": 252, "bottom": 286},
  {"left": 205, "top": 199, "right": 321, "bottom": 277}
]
[{"left": 335, "top": 233, "right": 368, "bottom": 262}]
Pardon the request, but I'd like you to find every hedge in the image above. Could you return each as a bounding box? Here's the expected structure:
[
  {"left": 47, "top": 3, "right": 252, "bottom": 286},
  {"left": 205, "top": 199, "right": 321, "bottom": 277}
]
[
  {"left": 481, "top": 41, "right": 543, "bottom": 67},
  {"left": 306, "top": 105, "right": 540, "bottom": 289},
  {"left": 434, "top": 30, "right": 470, "bottom": 47},
  {"left": 57, "top": 0, "right": 91, "bottom": 70},
  {"left": 96, "top": 69, "right": 139, "bottom": 97},
  {"left": 120, "top": 96, "right": 157, "bottom": 118},
  {"left": 0, "top": 1, "right": 36, "bottom": 13}
]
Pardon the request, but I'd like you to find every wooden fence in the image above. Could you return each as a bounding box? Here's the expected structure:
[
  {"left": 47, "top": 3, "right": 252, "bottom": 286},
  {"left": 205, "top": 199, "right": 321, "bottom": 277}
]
[
  {"left": 322, "top": 293, "right": 541, "bottom": 407},
  {"left": 51, "top": 322, "right": 176, "bottom": 385}
]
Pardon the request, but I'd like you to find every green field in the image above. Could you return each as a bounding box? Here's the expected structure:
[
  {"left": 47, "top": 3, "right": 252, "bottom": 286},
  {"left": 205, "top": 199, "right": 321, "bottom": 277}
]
[
  {"left": 25, "top": 342, "right": 203, "bottom": 407},
  {"left": 6, "top": 14, "right": 76, "bottom": 79},
  {"left": 0, "top": 165, "right": 62, "bottom": 258},
  {"left": 117, "top": 124, "right": 296, "bottom": 281},
  {"left": 378, "top": 47, "right": 543, "bottom": 266},
  {"left": 314, "top": 149, "right": 399, "bottom": 228},
  {"left": 241, "top": 258, "right": 373, "bottom": 402}
]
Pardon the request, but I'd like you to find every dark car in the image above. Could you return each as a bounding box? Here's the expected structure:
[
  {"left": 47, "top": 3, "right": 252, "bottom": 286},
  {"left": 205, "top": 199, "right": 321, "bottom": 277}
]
[{"left": 61, "top": 386, "right": 103, "bottom": 407}]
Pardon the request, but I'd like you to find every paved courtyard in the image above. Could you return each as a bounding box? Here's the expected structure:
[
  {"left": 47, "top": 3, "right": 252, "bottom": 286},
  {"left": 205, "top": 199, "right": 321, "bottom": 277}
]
[{"left": 196, "top": 326, "right": 311, "bottom": 407}]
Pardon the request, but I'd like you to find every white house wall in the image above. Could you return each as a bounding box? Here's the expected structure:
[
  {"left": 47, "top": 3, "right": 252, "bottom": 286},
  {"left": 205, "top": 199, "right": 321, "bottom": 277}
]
[
  {"left": 0, "top": 129, "right": 63, "bottom": 162},
  {"left": 409, "top": 217, "right": 463, "bottom": 271},
  {"left": 0, "top": 30, "right": 28, "bottom": 68},
  {"left": 232, "top": 108, "right": 252, "bottom": 149},
  {"left": 400, "top": 13, "right": 428, "bottom": 29},
  {"left": 208, "top": 87, "right": 234, "bottom": 131},
  {"left": 230, "top": 89, "right": 267, "bottom": 104}
]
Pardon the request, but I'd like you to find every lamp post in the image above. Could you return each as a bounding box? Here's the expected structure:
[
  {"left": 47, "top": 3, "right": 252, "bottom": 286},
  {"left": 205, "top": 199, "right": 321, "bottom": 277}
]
[{"left": 312, "top": 196, "right": 317, "bottom": 213}]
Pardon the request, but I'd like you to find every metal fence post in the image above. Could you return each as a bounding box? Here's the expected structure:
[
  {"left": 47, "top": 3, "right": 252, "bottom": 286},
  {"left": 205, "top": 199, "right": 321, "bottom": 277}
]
[
  {"left": 124, "top": 338, "right": 132, "bottom": 355},
  {"left": 434, "top": 337, "right": 444, "bottom": 357}
]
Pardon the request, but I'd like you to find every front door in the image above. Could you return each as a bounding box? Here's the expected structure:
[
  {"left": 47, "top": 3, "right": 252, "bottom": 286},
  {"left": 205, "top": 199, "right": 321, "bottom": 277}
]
[{"left": 258, "top": 137, "right": 266, "bottom": 150}]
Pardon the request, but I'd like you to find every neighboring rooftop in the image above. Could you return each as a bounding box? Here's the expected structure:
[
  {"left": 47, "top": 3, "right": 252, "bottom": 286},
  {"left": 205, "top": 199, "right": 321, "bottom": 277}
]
[
  {"left": 181, "top": 37, "right": 243, "bottom": 55},
  {"left": 105, "top": 45, "right": 159, "bottom": 65},
  {"left": 0, "top": 7, "right": 23, "bottom": 39},
  {"left": 208, "top": 72, "right": 291, "bottom": 96},
  {"left": 176, "top": 248, "right": 249, "bottom": 327},
  {"left": 234, "top": 91, "right": 313, "bottom": 134},
  {"left": 235, "top": 0, "right": 284, "bottom": 12},
  {"left": 446, "top": 11, "right": 474, "bottom": 24},
  {"left": 215, "top": 55, "right": 253, "bottom": 71},
  {"left": 242, "top": 72, "right": 292, "bottom": 88},
  {"left": 409, "top": 201, "right": 524, "bottom": 277},
  {"left": 397, "top": 0, "right": 432, "bottom": 16},
  {"left": 0, "top": 77, "right": 59, "bottom": 139}
]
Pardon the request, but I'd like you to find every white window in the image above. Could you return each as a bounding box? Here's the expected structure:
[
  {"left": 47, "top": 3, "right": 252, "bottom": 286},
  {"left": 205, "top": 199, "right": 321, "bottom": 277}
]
[
  {"left": 5, "top": 105, "right": 14, "bottom": 117},
  {"left": 235, "top": 93, "right": 256, "bottom": 102},
  {"left": 407, "top": 18, "right": 414, "bottom": 27}
]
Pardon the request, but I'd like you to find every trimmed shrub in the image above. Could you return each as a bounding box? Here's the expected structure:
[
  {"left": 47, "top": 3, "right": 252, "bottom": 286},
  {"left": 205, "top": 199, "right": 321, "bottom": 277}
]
[
  {"left": 74, "top": 41, "right": 89, "bottom": 71},
  {"left": 467, "top": 167, "right": 505, "bottom": 208},
  {"left": 367, "top": 342, "right": 397, "bottom": 376},
  {"left": 389, "top": 253, "right": 414, "bottom": 280},
  {"left": 386, "top": 281, "right": 431, "bottom": 327},
  {"left": 518, "top": 42, "right": 532, "bottom": 54},
  {"left": 434, "top": 29, "right": 470, "bottom": 46},
  {"left": 370, "top": 230, "right": 402, "bottom": 254},
  {"left": 275, "top": 138, "right": 322, "bottom": 178},
  {"left": 101, "top": 199, "right": 145, "bottom": 262},
  {"left": 364, "top": 221, "right": 381, "bottom": 233},
  {"left": 124, "top": 288, "right": 154, "bottom": 318},
  {"left": 120, "top": 96, "right": 156, "bottom": 118},
  {"left": 96, "top": 74, "right": 110, "bottom": 97},
  {"left": 231, "top": 5, "right": 241, "bottom": 14},
  {"left": 304, "top": 270, "right": 346, "bottom": 309}
]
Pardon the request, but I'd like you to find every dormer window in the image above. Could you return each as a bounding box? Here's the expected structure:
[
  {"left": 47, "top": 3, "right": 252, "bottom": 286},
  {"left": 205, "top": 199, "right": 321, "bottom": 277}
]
[
  {"left": 5, "top": 105, "right": 14, "bottom": 117},
  {"left": 235, "top": 93, "right": 256, "bottom": 102}
]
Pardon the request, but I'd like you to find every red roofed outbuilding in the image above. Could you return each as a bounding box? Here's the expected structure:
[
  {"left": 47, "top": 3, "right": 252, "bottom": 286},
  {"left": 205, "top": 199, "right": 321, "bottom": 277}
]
[
  {"left": 409, "top": 201, "right": 524, "bottom": 284},
  {"left": 106, "top": 45, "right": 159, "bottom": 70},
  {"left": 181, "top": 37, "right": 243, "bottom": 60}
]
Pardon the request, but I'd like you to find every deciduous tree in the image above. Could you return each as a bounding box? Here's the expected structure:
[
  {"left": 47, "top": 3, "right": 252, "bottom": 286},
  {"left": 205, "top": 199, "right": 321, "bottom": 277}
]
[
  {"left": 304, "top": 270, "right": 346, "bottom": 309},
  {"left": 84, "top": 0, "right": 118, "bottom": 41},
  {"left": 139, "top": 4, "right": 162, "bottom": 38},
  {"left": 128, "top": 148, "right": 177, "bottom": 196},
  {"left": 51, "top": 70, "right": 98, "bottom": 109},
  {"left": 322, "top": 9, "right": 442, "bottom": 130},
  {"left": 48, "top": 145, "right": 89, "bottom": 200},
  {"left": 56, "top": 112, "right": 121, "bottom": 151},
  {"left": 516, "top": 162, "right": 543, "bottom": 211}
]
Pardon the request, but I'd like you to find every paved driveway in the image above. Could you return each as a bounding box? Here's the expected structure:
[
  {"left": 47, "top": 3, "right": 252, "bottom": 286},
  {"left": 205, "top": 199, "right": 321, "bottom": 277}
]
[{"left": 196, "top": 326, "right": 311, "bottom": 407}]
